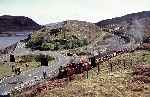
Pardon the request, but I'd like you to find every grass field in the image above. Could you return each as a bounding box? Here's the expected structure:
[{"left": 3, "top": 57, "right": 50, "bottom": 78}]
[
  {"left": 0, "top": 61, "right": 40, "bottom": 79},
  {"left": 0, "top": 63, "right": 12, "bottom": 79},
  {"left": 0, "top": 54, "right": 54, "bottom": 79}
]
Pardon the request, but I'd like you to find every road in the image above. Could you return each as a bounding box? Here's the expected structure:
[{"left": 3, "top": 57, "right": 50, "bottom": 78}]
[{"left": 0, "top": 45, "right": 73, "bottom": 95}]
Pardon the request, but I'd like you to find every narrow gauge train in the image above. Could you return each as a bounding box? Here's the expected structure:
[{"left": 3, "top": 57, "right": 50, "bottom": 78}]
[{"left": 57, "top": 46, "right": 136, "bottom": 79}]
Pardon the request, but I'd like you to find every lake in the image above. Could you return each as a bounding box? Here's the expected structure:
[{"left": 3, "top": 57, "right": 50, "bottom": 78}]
[{"left": 0, "top": 32, "right": 31, "bottom": 49}]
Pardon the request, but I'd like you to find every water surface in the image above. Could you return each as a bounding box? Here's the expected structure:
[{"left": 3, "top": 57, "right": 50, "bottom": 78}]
[{"left": 0, "top": 32, "right": 30, "bottom": 49}]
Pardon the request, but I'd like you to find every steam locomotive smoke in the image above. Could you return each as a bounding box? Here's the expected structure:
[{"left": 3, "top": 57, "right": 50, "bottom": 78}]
[
  {"left": 106, "top": 35, "right": 126, "bottom": 50},
  {"left": 128, "top": 20, "right": 144, "bottom": 44},
  {"left": 90, "top": 20, "right": 145, "bottom": 55}
]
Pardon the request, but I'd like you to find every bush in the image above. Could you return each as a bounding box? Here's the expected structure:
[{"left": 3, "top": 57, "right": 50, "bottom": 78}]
[
  {"left": 19, "top": 54, "right": 54, "bottom": 62},
  {"left": 54, "top": 42, "right": 60, "bottom": 50},
  {"left": 26, "top": 34, "right": 88, "bottom": 51},
  {"left": 20, "top": 55, "right": 34, "bottom": 62},
  {"left": 26, "top": 37, "right": 43, "bottom": 49},
  {"left": 41, "top": 43, "right": 55, "bottom": 50},
  {"left": 25, "top": 40, "right": 33, "bottom": 48},
  {"left": 34, "top": 54, "right": 54, "bottom": 62}
]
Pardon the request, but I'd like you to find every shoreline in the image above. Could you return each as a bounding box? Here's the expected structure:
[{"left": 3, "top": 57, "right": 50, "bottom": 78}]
[
  {"left": 0, "top": 31, "right": 31, "bottom": 55},
  {"left": 0, "top": 42, "right": 18, "bottom": 55},
  {"left": 0, "top": 31, "right": 31, "bottom": 37}
]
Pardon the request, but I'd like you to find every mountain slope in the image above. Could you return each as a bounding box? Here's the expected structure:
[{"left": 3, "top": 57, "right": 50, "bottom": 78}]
[
  {"left": 96, "top": 11, "right": 150, "bottom": 40},
  {"left": 96, "top": 11, "right": 150, "bottom": 26}
]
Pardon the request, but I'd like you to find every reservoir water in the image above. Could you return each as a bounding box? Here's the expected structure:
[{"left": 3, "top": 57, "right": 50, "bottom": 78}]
[{"left": 0, "top": 32, "right": 30, "bottom": 49}]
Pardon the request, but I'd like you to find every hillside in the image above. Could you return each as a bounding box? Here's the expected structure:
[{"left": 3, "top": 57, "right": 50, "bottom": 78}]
[
  {"left": 41, "top": 20, "right": 101, "bottom": 42},
  {"left": 37, "top": 50, "right": 150, "bottom": 97},
  {"left": 0, "top": 15, "right": 41, "bottom": 33},
  {"left": 96, "top": 11, "right": 150, "bottom": 41},
  {"left": 26, "top": 20, "right": 104, "bottom": 51}
]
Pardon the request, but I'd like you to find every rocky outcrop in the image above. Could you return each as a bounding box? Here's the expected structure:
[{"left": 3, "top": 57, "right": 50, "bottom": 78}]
[
  {"left": 40, "top": 20, "right": 101, "bottom": 42},
  {"left": 63, "top": 20, "right": 101, "bottom": 42},
  {"left": 0, "top": 15, "right": 41, "bottom": 33}
]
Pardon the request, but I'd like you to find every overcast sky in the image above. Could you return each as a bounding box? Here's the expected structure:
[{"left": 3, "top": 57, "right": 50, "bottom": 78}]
[{"left": 0, "top": 0, "right": 150, "bottom": 24}]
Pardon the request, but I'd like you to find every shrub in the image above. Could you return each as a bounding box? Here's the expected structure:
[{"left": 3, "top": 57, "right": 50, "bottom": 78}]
[
  {"left": 25, "top": 40, "right": 33, "bottom": 48},
  {"left": 19, "top": 54, "right": 54, "bottom": 62},
  {"left": 34, "top": 54, "right": 54, "bottom": 62},
  {"left": 41, "top": 43, "right": 55, "bottom": 50},
  {"left": 26, "top": 33, "right": 88, "bottom": 51},
  {"left": 26, "top": 37, "right": 43, "bottom": 49}
]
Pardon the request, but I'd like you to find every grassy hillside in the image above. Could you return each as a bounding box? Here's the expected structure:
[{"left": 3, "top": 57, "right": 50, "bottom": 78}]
[{"left": 37, "top": 50, "right": 150, "bottom": 97}]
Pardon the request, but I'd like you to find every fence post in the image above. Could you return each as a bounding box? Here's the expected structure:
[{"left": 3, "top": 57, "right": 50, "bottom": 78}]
[
  {"left": 110, "top": 62, "right": 113, "bottom": 72},
  {"left": 130, "top": 59, "right": 132, "bottom": 66},
  {"left": 91, "top": 56, "right": 96, "bottom": 67},
  {"left": 117, "top": 59, "right": 121, "bottom": 65},
  {"left": 86, "top": 70, "right": 88, "bottom": 79},
  {"left": 97, "top": 62, "right": 100, "bottom": 73},
  {"left": 123, "top": 59, "right": 126, "bottom": 70}
]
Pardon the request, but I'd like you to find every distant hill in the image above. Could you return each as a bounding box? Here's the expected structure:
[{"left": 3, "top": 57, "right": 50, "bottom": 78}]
[
  {"left": 96, "top": 11, "right": 150, "bottom": 40},
  {"left": 96, "top": 11, "right": 150, "bottom": 26},
  {"left": 0, "top": 15, "right": 41, "bottom": 33}
]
